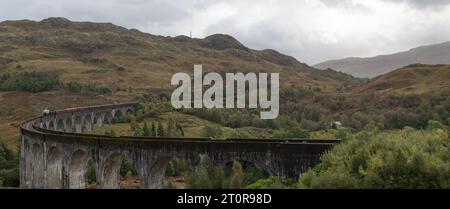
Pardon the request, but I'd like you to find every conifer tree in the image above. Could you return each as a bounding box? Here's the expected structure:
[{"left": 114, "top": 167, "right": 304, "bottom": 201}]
[
  {"left": 151, "top": 122, "right": 157, "bottom": 136},
  {"left": 157, "top": 121, "right": 165, "bottom": 136},
  {"left": 142, "top": 122, "right": 151, "bottom": 136},
  {"left": 167, "top": 114, "right": 175, "bottom": 136},
  {"left": 228, "top": 161, "right": 245, "bottom": 189}
]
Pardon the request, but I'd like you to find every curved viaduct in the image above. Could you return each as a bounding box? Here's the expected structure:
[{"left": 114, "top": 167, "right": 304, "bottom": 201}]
[{"left": 19, "top": 102, "right": 339, "bottom": 189}]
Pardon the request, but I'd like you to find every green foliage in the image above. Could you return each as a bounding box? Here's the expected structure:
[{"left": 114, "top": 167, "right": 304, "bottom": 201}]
[
  {"left": 0, "top": 143, "right": 19, "bottom": 188},
  {"left": 65, "top": 81, "right": 83, "bottom": 91},
  {"left": 166, "top": 159, "right": 190, "bottom": 177},
  {"left": 272, "top": 127, "right": 310, "bottom": 138},
  {"left": 142, "top": 122, "right": 151, "bottom": 136},
  {"left": 131, "top": 121, "right": 142, "bottom": 136},
  {"left": 83, "top": 83, "right": 112, "bottom": 94},
  {"left": 164, "top": 180, "right": 177, "bottom": 189},
  {"left": 157, "top": 121, "right": 165, "bottom": 136},
  {"left": 167, "top": 114, "right": 175, "bottom": 136},
  {"left": 246, "top": 176, "right": 296, "bottom": 189},
  {"left": 227, "top": 161, "right": 245, "bottom": 189},
  {"left": 151, "top": 123, "right": 157, "bottom": 137},
  {"left": 65, "top": 81, "right": 112, "bottom": 94},
  {"left": 86, "top": 161, "right": 96, "bottom": 185},
  {"left": 202, "top": 125, "right": 223, "bottom": 138},
  {"left": 104, "top": 129, "right": 117, "bottom": 137},
  {"left": 112, "top": 112, "right": 129, "bottom": 124},
  {"left": 185, "top": 155, "right": 225, "bottom": 189},
  {"left": 0, "top": 168, "right": 20, "bottom": 187},
  {"left": 0, "top": 143, "right": 16, "bottom": 167},
  {"left": 176, "top": 124, "right": 185, "bottom": 137},
  {"left": 135, "top": 96, "right": 174, "bottom": 122},
  {"left": 0, "top": 71, "right": 61, "bottom": 93},
  {"left": 299, "top": 126, "right": 450, "bottom": 189},
  {"left": 184, "top": 155, "right": 270, "bottom": 189},
  {"left": 159, "top": 91, "right": 171, "bottom": 101},
  {"left": 428, "top": 120, "right": 445, "bottom": 131},
  {"left": 116, "top": 66, "right": 126, "bottom": 72},
  {"left": 120, "top": 158, "right": 137, "bottom": 177}
]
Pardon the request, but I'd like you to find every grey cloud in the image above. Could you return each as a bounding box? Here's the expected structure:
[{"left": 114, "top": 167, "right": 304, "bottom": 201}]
[
  {"left": 0, "top": 0, "right": 449, "bottom": 64},
  {"left": 383, "top": 0, "right": 450, "bottom": 8}
]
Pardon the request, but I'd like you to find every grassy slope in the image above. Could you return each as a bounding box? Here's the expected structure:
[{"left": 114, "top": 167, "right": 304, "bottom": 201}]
[
  {"left": 93, "top": 112, "right": 273, "bottom": 139},
  {"left": 0, "top": 17, "right": 353, "bottom": 91},
  {"left": 353, "top": 64, "right": 450, "bottom": 95}
]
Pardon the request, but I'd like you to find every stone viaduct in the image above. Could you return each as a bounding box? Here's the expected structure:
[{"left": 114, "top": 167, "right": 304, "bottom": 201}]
[{"left": 19, "top": 102, "right": 339, "bottom": 189}]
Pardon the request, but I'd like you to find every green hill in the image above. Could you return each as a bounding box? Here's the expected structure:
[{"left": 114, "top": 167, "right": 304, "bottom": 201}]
[{"left": 355, "top": 64, "right": 450, "bottom": 94}]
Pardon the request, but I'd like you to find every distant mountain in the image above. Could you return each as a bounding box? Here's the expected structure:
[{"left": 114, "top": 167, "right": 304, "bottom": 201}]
[{"left": 314, "top": 41, "right": 450, "bottom": 78}]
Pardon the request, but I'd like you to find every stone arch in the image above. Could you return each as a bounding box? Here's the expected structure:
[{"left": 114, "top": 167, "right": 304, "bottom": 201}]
[
  {"left": 74, "top": 116, "right": 82, "bottom": 133},
  {"left": 82, "top": 114, "right": 92, "bottom": 133},
  {"left": 118, "top": 154, "right": 140, "bottom": 189},
  {"left": 68, "top": 149, "right": 94, "bottom": 189},
  {"left": 144, "top": 157, "right": 173, "bottom": 189},
  {"left": 47, "top": 146, "right": 63, "bottom": 188},
  {"left": 48, "top": 121, "right": 55, "bottom": 130},
  {"left": 101, "top": 152, "right": 123, "bottom": 189},
  {"left": 163, "top": 157, "right": 192, "bottom": 188},
  {"left": 103, "top": 112, "right": 113, "bottom": 124},
  {"left": 125, "top": 108, "right": 134, "bottom": 116},
  {"left": 31, "top": 143, "right": 44, "bottom": 188},
  {"left": 221, "top": 157, "right": 273, "bottom": 177},
  {"left": 56, "top": 119, "right": 64, "bottom": 131},
  {"left": 65, "top": 117, "right": 73, "bottom": 132},
  {"left": 93, "top": 113, "right": 103, "bottom": 128},
  {"left": 112, "top": 110, "right": 125, "bottom": 123},
  {"left": 223, "top": 159, "right": 270, "bottom": 180}
]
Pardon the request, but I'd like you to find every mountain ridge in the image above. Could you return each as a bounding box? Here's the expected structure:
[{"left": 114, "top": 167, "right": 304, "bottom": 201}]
[
  {"left": 0, "top": 17, "right": 359, "bottom": 92},
  {"left": 314, "top": 41, "right": 450, "bottom": 78}
]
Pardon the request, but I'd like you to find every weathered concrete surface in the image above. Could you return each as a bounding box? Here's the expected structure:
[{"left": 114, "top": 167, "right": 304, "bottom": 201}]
[{"left": 20, "top": 102, "right": 338, "bottom": 189}]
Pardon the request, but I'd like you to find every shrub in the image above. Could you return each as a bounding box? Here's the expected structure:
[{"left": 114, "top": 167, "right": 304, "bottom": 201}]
[
  {"left": 159, "top": 91, "right": 171, "bottom": 101},
  {"left": 185, "top": 155, "right": 225, "bottom": 189},
  {"left": 226, "top": 161, "right": 245, "bottom": 189},
  {"left": 84, "top": 83, "right": 112, "bottom": 94},
  {"left": 116, "top": 66, "right": 126, "bottom": 71},
  {"left": 0, "top": 71, "right": 61, "bottom": 92},
  {"left": 272, "top": 127, "right": 310, "bottom": 138},
  {"left": 202, "top": 125, "right": 222, "bottom": 138},
  {"left": 66, "top": 81, "right": 83, "bottom": 92},
  {"left": 0, "top": 168, "right": 20, "bottom": 187},
  {"left": 299, "top": 128, "right": 450, "bottom": 189},
  {"left": 427, "top": 120, "right": 445, "bottom": 131},
  {"left": 0, "top": 143, "right": 19, "bottom": 188},
  {"left": 64, "top": 82, "right": 112, "bottom": 94},
  {"left": 246, "top": 176, "right": 296, "bottom": 189}
]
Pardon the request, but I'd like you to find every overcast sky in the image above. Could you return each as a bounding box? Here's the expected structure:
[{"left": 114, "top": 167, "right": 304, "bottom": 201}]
[{"left": 1, "top": 0, "right": 450, "bottom": 64}]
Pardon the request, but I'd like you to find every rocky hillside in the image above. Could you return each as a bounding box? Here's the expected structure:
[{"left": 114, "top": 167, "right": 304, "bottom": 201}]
[
  {"left": 0, "top": 17, "right": 357, "bottom": 93},
  {"left": 314, "top": 41, "right": 450, "bottom": 78},
  {"left": 354, "top": 64, "right": 450, "bottom": 94}
]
